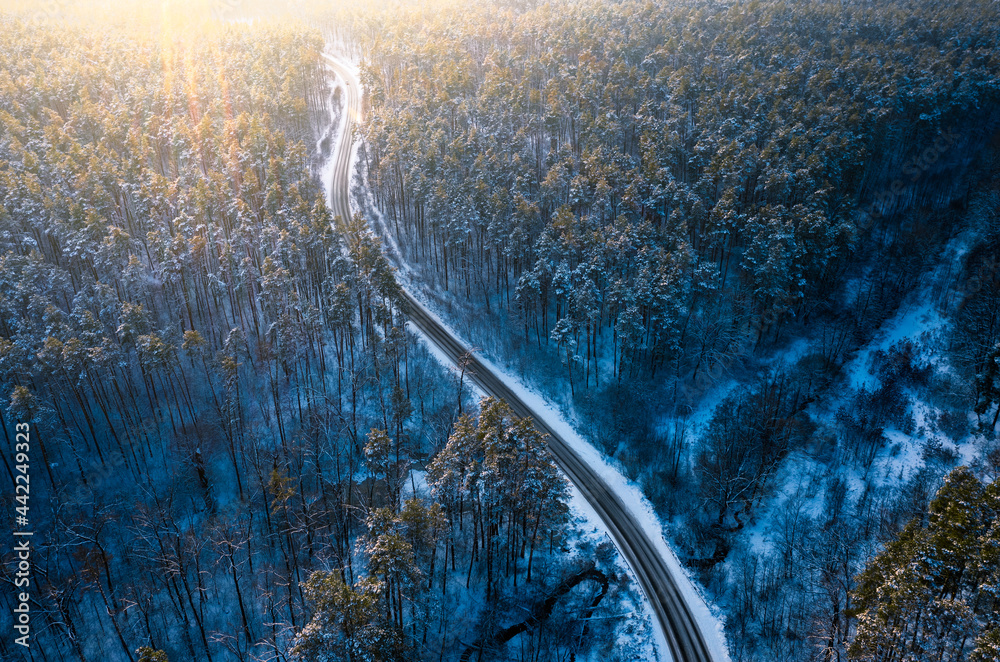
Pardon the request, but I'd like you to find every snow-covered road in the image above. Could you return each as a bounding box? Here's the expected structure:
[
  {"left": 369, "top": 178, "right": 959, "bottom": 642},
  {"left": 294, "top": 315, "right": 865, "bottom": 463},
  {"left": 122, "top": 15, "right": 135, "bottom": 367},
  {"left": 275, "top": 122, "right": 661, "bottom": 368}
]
[{"left": 321, "top": 50, "right": 728, "bottom": 662}]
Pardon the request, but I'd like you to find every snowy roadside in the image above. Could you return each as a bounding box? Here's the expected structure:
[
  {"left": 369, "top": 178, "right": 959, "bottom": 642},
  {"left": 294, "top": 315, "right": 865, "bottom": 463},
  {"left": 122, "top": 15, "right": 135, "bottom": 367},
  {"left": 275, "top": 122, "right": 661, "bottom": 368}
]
[
  {"left": 405, "top": 321, "right": 664, "bottom": 659},
  {"left": 329, "top": 49, "right": 731, "bottom": 662},
  {"left": 401, "top": 466, "right": 662, "bottom": 661},
  {"left": 316, "top": 72, "right": 343, "bottom": 212},
  {"left": 405, "top": 297, "right": 732, "bottom": 662}
]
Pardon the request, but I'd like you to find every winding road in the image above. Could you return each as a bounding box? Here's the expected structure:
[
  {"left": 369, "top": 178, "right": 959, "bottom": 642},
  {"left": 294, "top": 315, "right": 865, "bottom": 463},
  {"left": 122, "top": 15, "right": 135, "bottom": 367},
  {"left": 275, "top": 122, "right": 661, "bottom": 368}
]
[{"left": 322, "top": 52, "right": 721, "bottom": 662}]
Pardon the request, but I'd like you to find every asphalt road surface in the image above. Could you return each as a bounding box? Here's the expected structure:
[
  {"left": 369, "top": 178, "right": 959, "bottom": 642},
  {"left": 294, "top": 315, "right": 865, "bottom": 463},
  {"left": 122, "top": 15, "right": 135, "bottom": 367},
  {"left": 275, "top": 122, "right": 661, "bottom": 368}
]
[{"left": 322, "top": 51, "right": 719, "bottom": 662}]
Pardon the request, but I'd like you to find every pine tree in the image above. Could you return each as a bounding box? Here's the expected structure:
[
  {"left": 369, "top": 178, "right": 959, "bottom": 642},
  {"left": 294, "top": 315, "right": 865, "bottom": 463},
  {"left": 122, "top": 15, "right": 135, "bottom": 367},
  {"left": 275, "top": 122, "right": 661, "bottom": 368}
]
[
  {"left": 293, "top": 572, "right": 397, "bottom": 662},
  {"left": 849, "top": 467, "right": 1000, "bottom": 662}
]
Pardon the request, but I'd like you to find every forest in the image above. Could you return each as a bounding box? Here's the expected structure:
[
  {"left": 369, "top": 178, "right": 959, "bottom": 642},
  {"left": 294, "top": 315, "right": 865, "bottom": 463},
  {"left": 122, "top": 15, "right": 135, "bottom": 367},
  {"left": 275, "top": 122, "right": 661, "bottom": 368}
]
[
  {"left": 0, "top": 3, "right": 647, "bottom": 661},
  {"left": 1, "top": 0, "right": 999, "bottom": 661},
  {"left": 326, "top": 0, "right": 1000, "bottom": 659}
]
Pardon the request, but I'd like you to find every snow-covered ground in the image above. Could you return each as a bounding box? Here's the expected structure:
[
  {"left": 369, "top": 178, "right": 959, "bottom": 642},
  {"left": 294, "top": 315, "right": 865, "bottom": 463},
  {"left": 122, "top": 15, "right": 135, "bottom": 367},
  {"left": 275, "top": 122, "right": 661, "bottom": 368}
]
[
  {"left": 316, "top": 80, "right": 343, "bottom": 212},
  {"left": 330, "top": 50, "right": 732, "bottom": 662},
  {"left": 403, "top": 295, "right": 732, "bottom": 662},
  {"left": 703, "top": 218, "right": 992, "bottom": 658}
]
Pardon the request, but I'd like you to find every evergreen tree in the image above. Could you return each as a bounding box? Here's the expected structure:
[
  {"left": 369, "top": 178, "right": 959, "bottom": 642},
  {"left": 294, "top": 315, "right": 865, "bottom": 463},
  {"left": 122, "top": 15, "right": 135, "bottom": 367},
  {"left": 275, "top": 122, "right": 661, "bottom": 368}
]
[{"left": 849, "top": 467, "right": 1000, "bottom": 662}]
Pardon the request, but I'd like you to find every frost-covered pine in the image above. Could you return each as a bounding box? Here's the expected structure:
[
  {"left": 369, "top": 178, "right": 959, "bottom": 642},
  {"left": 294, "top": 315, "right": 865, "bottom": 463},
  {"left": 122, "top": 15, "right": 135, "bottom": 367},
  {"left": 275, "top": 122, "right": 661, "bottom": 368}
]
[{"left": 849, "top": 467, "right": 1000, "bottom": 661}]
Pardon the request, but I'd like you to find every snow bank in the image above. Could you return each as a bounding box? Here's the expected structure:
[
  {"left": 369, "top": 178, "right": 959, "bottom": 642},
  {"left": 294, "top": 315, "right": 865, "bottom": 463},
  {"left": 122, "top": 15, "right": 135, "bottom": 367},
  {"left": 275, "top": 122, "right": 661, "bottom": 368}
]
[{"left": 316, "top": 76, "right": 344, "bottom": 211}]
